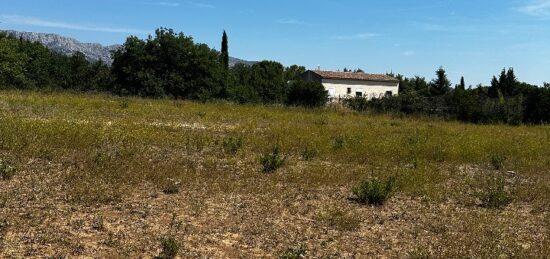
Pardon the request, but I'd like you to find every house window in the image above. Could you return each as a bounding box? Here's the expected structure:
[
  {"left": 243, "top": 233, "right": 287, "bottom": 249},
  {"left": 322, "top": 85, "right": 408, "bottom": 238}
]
[
  {"left": 347, "top": 88, "right": 352, "bottom": 95},
  {"left": 385, "top": 91, "right": 393, "bottom": 97},
  {"left": 356, "top": 92, "right": 363, "bottom": 97}
]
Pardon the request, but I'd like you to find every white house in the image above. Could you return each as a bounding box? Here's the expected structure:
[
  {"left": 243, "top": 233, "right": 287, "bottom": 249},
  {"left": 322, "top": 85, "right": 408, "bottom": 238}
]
[{"left": 301, "top": 70, "right": 400, "bottom": 101}]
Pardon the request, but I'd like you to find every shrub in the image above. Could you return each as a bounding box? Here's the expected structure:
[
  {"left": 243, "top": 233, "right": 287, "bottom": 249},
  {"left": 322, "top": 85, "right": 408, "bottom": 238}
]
[
  {"left": 285, "top": 81, "right": 328, "bottom": 107},
  {"left": 162, "top": 178, "right": 180, "bottom": 195},
  {"left": 490, "top": 153, "right": 507, "bottom": 170},
  {"left": 158, "top": 236, "right": 179, "bottom": 259},
  {"left": 0, "top": 160, "right": 16, "bottom": 181},
  {"left": 279, "top": 244, "right": 306, "bottom": 259},
  {"left": 343, "top": 96, "right": 369, "bottom": 111},
  {"left": 301, "top": 146, "right": 318, "bottom": 161},
  {"left": 223, "top": 137, "right": 243, "bottom": 155},
  {"left": 352, "top": 177, "right": 396, "bottom": 206},
  {"left": 260, "top": 144, "right": 285, "bottom": 173},
  {"left": 478, "top": 176, "right": 512, "bottom": 209},
  {"left": 333, "top": 135, "right": 346, "bottom": 150}
]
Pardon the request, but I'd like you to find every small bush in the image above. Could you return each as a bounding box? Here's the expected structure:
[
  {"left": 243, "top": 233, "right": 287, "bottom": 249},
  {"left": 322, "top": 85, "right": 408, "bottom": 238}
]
[
  {"left": 162, "top": 178, "right": 180, "bottom": 195},
  {"left": 478, "top": 176, "right": 512, "bottom": 209},
  {"left": 158, "top": 236, "right": 179, "bottom": 259},
  {"left": 0, "top": 160, "right": 16, "bottom": 181},
  {"left": 279, "top": 243, "right": 306, "bottom": 259},
  {"left": 260, "top": 144, "right": 285, "bottom": 173},
  {"left": 352, "top": 177, "right": 396, "bottom": 206},
  {"left": 333, "top": 135, "right": 346, "bottom": 149},
  {"left": 301, "top": 146, "right": 318, "bottom": 161},
  {"left": 223, "top": 137, "right": 243, "bottom": 155},
  {"left": 490, "top": 153, "right": 507, "bottom": 170}
]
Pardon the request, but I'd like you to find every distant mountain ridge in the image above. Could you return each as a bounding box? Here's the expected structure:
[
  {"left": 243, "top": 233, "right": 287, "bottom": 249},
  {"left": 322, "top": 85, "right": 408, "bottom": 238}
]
[{"left": 1, "top": 30, "right": 256, "bottom": 66}]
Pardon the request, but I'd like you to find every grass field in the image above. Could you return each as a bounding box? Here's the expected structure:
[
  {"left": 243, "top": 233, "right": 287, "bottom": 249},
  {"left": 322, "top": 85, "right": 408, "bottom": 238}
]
[{"left": 0, "top": 90, "right": 549, "bottom": 258}]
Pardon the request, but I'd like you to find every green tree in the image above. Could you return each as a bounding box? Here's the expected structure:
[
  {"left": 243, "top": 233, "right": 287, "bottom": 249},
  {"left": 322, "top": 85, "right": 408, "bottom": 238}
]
[
  {"left": 284, "top": 65, "right": 306, "bottom": 82},
  {"left": 430, "top": 66, "right": 451, "bottom": 96},
  {"left": 112, "top": 28, "right": 225, "bottom": 99},
  {"left": 286, "top": 81, "right": 328, "bottom": 107},
  {"left": 249, "top": 61, "right": 286, "bottom": 103},
  {"left": 458, "top": 76, "right": 466, "bottom": 91},
  {"left": 220, "top": 30, "right": 229, "bottom": 70}
]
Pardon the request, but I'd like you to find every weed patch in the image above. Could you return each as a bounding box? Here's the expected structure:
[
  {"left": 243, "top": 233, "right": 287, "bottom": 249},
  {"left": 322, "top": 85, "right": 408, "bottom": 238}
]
[
  {"left": 490, "top": 153, "right": 507, "bottom": 170},
  {"left": 222, "top": 136, "right": 243, "bottom": 155},
  {"left": 279, "top": 243, "right": 306, "bottom": 259},
  {"left": 317, "top": 207, "right": 361, "bottom": 231},
  {"left": 478, "top": 176, "right": 512, "bottom": 209},
  {"left": 260, "top": 144, "right": 285, "bottom": 173},
  {"left": 301, "top": 146, "right": 318, "bottom": 161},
  {"left": 353, "top": 177, "right": 396, "bottom": 206},
  {"left": 0, "top": 159, "right": 16, "bottom": 181},
  {"left": 158, "top": 236, "right": 179, "bottom": 259}
]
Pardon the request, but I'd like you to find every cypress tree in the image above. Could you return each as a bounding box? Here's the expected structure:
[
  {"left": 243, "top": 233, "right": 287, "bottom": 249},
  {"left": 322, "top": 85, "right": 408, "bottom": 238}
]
[
  {"left": 220, "top": 30, "right": 229, "bottom": 70},
  {"left": 458, "top": 76, "right": 466, "bottom": 90}
]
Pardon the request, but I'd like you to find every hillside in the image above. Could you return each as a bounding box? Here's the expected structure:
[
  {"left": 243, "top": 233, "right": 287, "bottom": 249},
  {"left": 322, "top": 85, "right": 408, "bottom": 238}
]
[
  {"left": 0, "top": 90, "right": 548, "bottom": 257},
  {"left": 1, "top": 30, "right": 256, "bottom": 66}
]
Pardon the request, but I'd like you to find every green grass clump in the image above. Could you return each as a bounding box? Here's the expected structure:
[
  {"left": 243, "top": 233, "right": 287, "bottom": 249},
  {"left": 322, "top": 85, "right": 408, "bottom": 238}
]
[
  {"left": 279, "top": 243, "right": 306, "bottom": 259},
  {"left": 158, "top": 236, "right": 179, "bottom": 259},
  {"left": 222, "top": 136, "right": 243, "bottom": 155},
  {"left": 301, "top": 146, "right": 318, "bottom": 161},
  {"left": 260, "top": 144, "right": 285, "bottom": 173},
  {"left": 162, "top": 179, "right": 180, "bottom": 195},
  {"left": 490, "top": 153, "right": 507, "bottom": 170},
  {"left": 353, "top": 177, "right": 396, "bottom": 206},
  {"left": 0, "top": 160, "right": 16, "bottom": 181},
  {"left": 478, "top": 176, "right": 512, "bottom": 209},
  {"left": 317, "top": 207, "right": 361, "bottom": 231}
]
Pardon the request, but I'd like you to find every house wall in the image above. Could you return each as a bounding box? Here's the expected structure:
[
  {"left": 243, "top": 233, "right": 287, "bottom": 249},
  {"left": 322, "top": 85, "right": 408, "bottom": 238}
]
[{"left": 321, "top": 78, "right": 399, "bottom": 100}]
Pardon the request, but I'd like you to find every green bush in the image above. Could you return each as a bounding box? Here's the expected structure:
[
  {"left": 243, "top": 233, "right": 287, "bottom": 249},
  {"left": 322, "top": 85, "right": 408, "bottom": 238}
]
[
  {"left": 478, "top": 176, "right": 512, "bottom": 209},
  {"left": 301, "top": 146, "right": 318, "bottom": 161},
  {"left": 223, "top": 137, "right": 243, "bottom": 155},
  {"left": 158, "top": 236, "right": 179, "bottom": 259},
  {"left": 285, "top": 81, "right": 328, "bottom": 107},
  {"left": 333, "top": 135, "right": 346, "bottom": 150},
  {"left": 343, "top": 96, "right": 369, "bottom": 111},
  {"left": 490, "top": 153, "right": 507, "bottom": 170},
  {"left": 353, "top": 177, "right": 396, "bottom": 206},
  {"left": 279, "top": 244, "right": 306, "bottom": 259},
  {"left": 260, "top": 144, "right": 285, "bottom": 173},
  {"left": 162, "top": 178, "right": 180, "bottom": 195},
  {"left": 0, "top": 160, "right": 16, "bottom": 181}
]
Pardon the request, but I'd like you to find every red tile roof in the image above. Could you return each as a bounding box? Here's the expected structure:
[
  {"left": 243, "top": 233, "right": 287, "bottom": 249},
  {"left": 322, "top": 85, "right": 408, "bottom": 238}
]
[{"left": 310, "top": 70, "right": 399, "bottom": 83}]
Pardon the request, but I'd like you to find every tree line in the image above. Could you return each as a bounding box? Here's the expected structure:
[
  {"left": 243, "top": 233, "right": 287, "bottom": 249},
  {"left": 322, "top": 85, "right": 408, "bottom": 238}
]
[
  {"left": 345, "top": 67, "right": 550, "bottom": 124},
  {"left": 1, "top": 28, "right": 549, "bottom": 124},
  {"left": 0, "top": 29, "right": 327, "bottom": 107}
]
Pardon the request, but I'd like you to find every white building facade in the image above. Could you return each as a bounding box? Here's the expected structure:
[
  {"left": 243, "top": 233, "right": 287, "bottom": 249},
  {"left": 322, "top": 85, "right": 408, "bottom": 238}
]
[{"left": 302, "top": 70, "right": 400, "bottom": 101}]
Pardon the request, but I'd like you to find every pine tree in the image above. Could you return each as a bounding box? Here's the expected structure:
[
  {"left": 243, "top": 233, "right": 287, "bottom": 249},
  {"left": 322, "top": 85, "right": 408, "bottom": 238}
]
[
  {"left": 430, "top": 66, "right": 451, "bottom": 96},
  {"left": 505, "top": 68, "right": 518, "bottom": 96},
  {"left": 220, "top": 30, "right": 229, "bottom": 70}
]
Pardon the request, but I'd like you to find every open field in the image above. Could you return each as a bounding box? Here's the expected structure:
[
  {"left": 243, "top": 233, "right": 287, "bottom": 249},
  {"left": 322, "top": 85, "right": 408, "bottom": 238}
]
[{"left": 0, "top": 90, "right": 549, "bottom": 258}]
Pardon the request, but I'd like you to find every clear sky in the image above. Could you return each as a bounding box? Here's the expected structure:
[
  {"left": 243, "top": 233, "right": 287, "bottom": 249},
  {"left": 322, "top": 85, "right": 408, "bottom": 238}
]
[{"left": 1, "top": 0, "right": 549, "bottom": 86}]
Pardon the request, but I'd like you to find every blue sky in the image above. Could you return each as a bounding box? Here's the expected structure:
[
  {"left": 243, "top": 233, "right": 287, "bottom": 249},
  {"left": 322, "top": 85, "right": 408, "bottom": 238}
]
[{"left": 1, "top": 0, "right": 549, "bottom": 86}]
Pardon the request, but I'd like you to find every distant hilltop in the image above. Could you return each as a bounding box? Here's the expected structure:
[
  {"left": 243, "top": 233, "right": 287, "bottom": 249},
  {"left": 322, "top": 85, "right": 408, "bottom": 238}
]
[{"left": 1, "top": 30, "right": 256, "bottom": 66}]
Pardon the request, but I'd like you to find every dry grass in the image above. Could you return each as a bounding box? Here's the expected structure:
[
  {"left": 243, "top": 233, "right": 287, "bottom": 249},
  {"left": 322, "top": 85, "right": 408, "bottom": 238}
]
[{"left": 0, "top": 90, "right": 549, "bottom": 257}]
